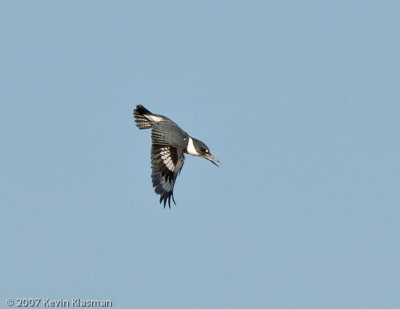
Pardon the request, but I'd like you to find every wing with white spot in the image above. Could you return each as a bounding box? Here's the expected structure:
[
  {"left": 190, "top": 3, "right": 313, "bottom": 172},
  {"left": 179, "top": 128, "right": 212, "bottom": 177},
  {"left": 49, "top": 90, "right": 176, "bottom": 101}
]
[{"left": 151, "top": 145, "right": 185, "bottom": 207}]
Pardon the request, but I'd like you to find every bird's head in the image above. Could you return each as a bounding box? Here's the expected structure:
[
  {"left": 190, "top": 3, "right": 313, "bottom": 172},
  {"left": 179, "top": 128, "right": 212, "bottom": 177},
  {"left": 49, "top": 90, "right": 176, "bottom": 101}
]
[{"left": 189, "top": 138, "right": 221, "bottom": 167}]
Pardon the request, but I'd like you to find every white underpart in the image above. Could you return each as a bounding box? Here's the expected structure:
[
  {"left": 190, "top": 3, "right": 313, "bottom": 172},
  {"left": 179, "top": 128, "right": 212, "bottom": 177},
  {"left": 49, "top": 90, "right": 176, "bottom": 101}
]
[
  {"left": 187, "top": 137, "right": 200, "bottom": 156},
  {"left": 160, "top": 147, "right": 175, "bottom": 171},
  {"left": 146, "top": 114, "right": 163, "bottom": 122}
]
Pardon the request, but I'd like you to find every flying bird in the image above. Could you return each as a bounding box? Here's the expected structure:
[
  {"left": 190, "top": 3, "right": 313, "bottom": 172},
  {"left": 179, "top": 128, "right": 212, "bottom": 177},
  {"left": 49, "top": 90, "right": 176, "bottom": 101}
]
[{"left": 133, "top": 105, "right": 220, "bottom": 207}]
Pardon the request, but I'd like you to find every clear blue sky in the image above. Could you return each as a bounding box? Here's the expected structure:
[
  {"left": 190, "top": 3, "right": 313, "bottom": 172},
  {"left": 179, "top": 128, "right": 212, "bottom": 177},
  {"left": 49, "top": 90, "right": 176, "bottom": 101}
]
[{"left": 1, "top": 1, "right": 399, "bottom": 308}]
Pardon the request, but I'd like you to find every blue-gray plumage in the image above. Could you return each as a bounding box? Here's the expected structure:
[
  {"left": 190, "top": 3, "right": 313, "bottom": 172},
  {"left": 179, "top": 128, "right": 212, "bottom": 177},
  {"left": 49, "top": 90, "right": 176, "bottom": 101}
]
[{"left": 133, "top": 105, "right": 220, "bottom": 208}]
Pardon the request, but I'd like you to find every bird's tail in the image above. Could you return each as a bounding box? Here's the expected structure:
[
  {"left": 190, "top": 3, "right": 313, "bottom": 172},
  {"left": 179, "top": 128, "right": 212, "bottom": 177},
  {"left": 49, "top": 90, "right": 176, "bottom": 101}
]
[{"left": 133, "top": 105, "right": 154, "bottom": 129}]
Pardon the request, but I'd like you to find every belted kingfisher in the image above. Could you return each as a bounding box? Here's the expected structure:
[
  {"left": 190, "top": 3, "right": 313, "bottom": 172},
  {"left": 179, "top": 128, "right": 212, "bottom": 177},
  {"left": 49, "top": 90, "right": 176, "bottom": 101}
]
[{"left": 133, "top": 105, "right": 220, "bottom": 208}]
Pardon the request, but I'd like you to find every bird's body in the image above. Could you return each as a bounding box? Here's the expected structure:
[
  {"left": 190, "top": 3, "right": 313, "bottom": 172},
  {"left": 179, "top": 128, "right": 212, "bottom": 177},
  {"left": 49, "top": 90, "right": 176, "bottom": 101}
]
[{"left": 133, "top": 105, "right": 220, "bottom": 207}]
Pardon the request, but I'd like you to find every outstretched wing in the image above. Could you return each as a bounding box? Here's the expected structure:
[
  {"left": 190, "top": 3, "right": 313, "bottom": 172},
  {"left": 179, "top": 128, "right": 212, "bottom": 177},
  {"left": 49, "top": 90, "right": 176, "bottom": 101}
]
[{"left": 151, "top": 145, "right": 185, "bottom": 207}]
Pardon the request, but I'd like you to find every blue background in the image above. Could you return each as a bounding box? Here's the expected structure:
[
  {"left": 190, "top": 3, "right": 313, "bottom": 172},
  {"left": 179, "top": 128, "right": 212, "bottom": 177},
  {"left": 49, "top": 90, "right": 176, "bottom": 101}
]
[{"left": 1, "top": 1, "right": 399, "bottom": 308}]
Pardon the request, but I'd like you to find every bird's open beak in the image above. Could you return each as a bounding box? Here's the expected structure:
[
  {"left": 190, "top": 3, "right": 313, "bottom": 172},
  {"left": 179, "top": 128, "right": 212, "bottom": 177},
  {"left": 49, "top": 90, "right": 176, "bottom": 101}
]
[{"left": 203, "top": 153, "right": 221, "bottom": 167}]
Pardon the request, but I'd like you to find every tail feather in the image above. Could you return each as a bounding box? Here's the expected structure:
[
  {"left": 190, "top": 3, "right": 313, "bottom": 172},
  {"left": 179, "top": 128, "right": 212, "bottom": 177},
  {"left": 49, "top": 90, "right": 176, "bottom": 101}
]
[{"left": 133, "top": 105, "right": 154, "bottom": 129}]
